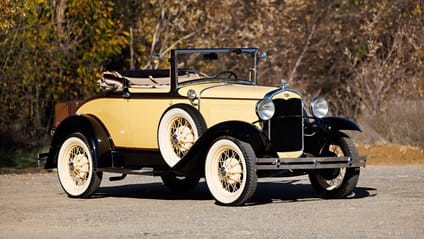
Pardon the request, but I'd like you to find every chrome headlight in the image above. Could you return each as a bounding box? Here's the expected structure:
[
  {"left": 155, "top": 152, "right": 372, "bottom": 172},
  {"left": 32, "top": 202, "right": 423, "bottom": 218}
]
[
  {"left": 310, "top": 96, "right": 328, "bottom": 118},
  {"left": 256, "top": 99, "right": 275, "bottom": 120}
]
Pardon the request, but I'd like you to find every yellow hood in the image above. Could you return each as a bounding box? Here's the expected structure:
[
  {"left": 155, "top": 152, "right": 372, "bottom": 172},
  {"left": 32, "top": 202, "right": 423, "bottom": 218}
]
[{"left": 178, "top": 82, "right": 277, "bottom": 100}]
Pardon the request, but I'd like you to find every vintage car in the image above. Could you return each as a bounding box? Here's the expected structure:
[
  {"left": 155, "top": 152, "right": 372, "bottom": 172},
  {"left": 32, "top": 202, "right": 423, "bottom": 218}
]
[{"left": 43, "top": 48, "right": 366, "bottom": 206}]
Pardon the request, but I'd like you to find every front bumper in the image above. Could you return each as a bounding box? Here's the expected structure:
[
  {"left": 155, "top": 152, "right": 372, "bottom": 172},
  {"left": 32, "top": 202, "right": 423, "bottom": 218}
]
[{"left": 256, "top": 156, "right": 366, "bottom": 170}]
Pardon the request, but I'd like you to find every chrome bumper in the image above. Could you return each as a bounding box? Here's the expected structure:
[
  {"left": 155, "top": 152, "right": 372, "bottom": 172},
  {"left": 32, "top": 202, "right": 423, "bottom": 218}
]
[{"left": 256, "top": 156, "right": 366, "bottom": 170}]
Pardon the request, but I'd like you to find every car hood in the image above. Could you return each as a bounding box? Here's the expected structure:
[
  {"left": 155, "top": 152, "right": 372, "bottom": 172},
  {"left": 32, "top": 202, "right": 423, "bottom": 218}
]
[{"left": 178, "top": 82, "right": 277, "bottom": 100}]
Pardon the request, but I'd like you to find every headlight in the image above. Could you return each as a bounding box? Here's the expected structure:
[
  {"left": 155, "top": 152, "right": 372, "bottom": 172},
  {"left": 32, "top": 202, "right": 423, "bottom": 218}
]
[
  {"left": 256, "top": 99, "right": 275, "bottom": 120},
  {"left": 310, "top": 96, "right": 328, "bottom": 118}
]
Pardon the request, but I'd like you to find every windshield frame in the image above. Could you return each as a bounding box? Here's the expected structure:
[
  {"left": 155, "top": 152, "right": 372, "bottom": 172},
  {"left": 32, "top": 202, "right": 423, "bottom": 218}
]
[{"left": 170, "top": 48, "right": 259, "bottom": 91}]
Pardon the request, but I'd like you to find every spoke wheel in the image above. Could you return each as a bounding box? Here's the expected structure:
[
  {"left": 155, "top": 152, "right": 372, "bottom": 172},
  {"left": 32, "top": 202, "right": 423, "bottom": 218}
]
[
  {"left": 205, "top": 137, "right": 257, "bottom": 206},
  {"left": 309, "top": 136, "right": 360, "bottom": 198},
  {"left": 158, "top": 104, "right": 206, "bottom": 167},
  {"left": 57, "top": 133, "right": 102, "bottom": 198}
]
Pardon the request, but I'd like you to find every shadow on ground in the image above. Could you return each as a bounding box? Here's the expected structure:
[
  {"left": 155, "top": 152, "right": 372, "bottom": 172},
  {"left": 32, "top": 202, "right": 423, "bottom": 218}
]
[{"left": 95, "top": 179, "right": 377, "bottom": 206}]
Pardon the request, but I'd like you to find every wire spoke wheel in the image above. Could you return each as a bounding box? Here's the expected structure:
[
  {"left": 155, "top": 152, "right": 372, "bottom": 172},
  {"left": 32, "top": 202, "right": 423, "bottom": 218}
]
[
  {"left": 315, "top": 144, "right": 346, "bottom": 190},
  {"left": 218, "top": 149, "right": 243, "bottom": 193},
  {"left": 205, "top": 137, "right": 257, "bottom": 206},
  {"left": 309, "top": 136, "right": 360, "bottom": 198},
  {"left": 57, "top": 133, "right": 102, "bottom": 198},
  {"left": 170, "top": 116, "right": 195, "bottom": 158}
]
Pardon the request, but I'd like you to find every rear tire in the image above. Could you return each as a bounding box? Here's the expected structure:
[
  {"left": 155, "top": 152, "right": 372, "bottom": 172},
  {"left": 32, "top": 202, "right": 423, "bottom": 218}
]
[
  {"left": 204, "top": 137, "right": 257, "bottom": 206},
  {"left": 57, "top": 133, "right": 102, "bottom": 198},
  {"left": 308, "top": 136, "right": 360, "bottom": 198}
]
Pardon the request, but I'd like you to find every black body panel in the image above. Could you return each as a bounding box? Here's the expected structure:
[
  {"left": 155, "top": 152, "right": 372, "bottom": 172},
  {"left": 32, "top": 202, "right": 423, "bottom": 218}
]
[{"left": 110, "top": 148, "right": 168, "bottom": 170}]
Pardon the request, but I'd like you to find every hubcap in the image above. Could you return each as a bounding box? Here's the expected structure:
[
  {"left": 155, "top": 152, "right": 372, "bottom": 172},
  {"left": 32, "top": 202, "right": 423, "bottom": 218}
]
[
  {"left": 69, "top": 162, "right": 75, "bottom": 171},
  {"left": 171, "top": 133, "right": 180, "bottom": 145},
  {"left": 220, "top": 166, "right": 227, "bottom": 177}
]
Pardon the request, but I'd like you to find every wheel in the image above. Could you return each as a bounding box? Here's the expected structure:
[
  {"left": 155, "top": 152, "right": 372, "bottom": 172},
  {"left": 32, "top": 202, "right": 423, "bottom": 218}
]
[
  {"left": 308, "top": 136, "right": 360, "bottom": 198},
  {"left": 57, "top": 133, "right": 102, "bottom": 198},
  {"left": 213, "top": 70, "right": 238, "bottom": 79},
  {"left": 161, "top": 172, "right": 200, "bottom": 192},
  {"left": 158, "top": 104, "right": 206, "bottom": 167},
  {"left": 204, "top": 137, "right": 257, "bottom": 206}
]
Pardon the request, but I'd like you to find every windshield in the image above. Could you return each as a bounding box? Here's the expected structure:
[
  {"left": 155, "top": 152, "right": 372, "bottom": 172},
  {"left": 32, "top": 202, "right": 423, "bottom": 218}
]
[{"left": 175, "top": 48, "right": 259, "bottom": 85}]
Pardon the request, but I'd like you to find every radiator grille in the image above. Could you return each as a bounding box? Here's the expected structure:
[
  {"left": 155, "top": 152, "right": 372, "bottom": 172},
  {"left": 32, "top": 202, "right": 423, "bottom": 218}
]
[{"left": 270, "top": 98, "right": 303, "bottom": 152}]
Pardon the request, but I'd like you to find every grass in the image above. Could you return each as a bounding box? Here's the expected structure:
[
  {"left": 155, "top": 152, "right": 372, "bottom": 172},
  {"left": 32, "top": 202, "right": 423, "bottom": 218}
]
[
  {"left": 0, "top": 150, "right": 43, "bottom": 168},
  {"left": 362, "top": 99, "right": 424, "bottom": 148}
]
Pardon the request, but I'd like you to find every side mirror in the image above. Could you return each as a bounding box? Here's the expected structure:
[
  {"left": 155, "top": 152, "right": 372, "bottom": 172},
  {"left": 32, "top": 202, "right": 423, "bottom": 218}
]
[{"left": 151, "top": 53, "right": 161, "bottom": 69}]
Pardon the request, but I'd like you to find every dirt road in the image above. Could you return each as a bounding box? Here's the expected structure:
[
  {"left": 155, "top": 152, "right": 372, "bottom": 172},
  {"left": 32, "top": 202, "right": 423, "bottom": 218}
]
[{"left": 1, "top": 166, "right": 423, "bottom": 239}]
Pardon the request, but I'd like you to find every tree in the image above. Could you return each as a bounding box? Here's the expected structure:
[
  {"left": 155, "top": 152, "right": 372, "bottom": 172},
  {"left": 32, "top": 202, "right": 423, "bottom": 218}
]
[{"left": 0, "top": 0, "right": 128, "bottom": 151}]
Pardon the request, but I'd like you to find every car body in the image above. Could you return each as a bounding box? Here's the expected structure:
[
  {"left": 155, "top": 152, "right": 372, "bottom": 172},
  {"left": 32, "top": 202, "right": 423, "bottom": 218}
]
[{"left": 44, "top": 48, "right": 366, "bottom": 206}]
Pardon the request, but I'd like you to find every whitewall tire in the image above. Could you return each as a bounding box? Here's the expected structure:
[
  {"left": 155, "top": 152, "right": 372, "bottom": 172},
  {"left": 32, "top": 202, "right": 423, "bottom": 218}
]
[
  {"left": 205, "top": 137, "right": 257, "bottom": 206},
  {"left": 57, "top": 133, "right": 102, "bottom": 198}
]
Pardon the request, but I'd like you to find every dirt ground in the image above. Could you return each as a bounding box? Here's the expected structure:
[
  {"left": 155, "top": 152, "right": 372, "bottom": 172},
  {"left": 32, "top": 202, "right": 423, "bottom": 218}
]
[{"left": 357, "top": 144, "right": 424, "bottom": 165}]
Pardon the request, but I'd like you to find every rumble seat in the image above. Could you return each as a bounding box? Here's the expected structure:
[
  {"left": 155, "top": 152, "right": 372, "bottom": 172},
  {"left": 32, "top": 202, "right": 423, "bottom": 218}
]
[
  {"left": 98, "top": 69, "right": 201, "bottom": 91},
  {"left": 98, "top": 70, "right": 170, "bottom": 91}
]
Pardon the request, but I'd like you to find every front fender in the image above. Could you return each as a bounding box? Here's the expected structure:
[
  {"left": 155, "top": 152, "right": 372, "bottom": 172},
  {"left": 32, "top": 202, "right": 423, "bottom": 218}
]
[
  {"left": 45, "top": 115, "right": 112, "bottom": 169},
  {"left": 172, "top": 121, "right": 270, "bottom": 176},
  {"left": 320, "top": 117, "right": 362, "bottom": 132},
  {"left": 304, "top": 117, "right": 361, "bottom": 156}
]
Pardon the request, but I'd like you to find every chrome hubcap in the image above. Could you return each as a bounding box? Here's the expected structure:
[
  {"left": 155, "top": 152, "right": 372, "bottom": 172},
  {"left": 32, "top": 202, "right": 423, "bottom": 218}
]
[{"left": 220, "top": 166, "right": 227, "bottom": 177}]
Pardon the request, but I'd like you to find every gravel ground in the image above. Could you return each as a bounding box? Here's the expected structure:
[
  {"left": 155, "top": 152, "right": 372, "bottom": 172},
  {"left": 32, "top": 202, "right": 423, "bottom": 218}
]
[{"left": 0, "top": 166, "right": 423, "bottom": 239}]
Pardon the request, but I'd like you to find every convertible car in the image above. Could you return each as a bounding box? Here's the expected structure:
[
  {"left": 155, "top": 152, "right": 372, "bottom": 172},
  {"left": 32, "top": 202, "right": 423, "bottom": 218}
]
[{"left": 43, "top": 48, "right": 366, "bottom": 206}]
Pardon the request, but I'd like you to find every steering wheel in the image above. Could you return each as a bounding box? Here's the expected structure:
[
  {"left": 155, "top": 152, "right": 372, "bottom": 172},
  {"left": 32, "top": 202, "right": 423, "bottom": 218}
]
[
  {"left": 182, "top": 69, "right": 210, "bottom": 78},
  {"left": 213, "top": 70, "right": 238, "bottom": 79}
]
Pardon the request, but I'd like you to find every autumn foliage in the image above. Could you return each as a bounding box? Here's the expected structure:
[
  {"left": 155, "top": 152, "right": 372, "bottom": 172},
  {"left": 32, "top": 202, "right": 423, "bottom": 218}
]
[{"left": 0, "top": 0, "right": 423, "bottom": 155}]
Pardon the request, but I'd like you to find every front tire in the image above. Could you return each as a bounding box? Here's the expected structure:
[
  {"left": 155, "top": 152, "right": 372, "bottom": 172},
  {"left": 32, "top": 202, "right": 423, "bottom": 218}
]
[
  {"left": 205, "top": 137, "right": 257, "bottom": 206},
  {"left": 308, "top": 136, "right": 360, "bottom": 198},
  {"left": 57, "top": 133, "right": 102, "bottom": 198}
]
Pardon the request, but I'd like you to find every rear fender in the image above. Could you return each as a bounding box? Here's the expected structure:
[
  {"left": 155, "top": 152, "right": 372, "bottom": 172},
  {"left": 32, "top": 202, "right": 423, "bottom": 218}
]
[
  {"left": 172, "top": 121, "right": 270, "bottom": 176},
  {"left": 45, "top": 115, "right": 112, "bottom": 169}
]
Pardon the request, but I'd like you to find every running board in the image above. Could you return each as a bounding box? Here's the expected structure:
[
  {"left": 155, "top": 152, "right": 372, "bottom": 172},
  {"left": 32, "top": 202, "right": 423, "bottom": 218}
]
[{"left": 98, "top": 167, "right": 157, "bottom": 176}]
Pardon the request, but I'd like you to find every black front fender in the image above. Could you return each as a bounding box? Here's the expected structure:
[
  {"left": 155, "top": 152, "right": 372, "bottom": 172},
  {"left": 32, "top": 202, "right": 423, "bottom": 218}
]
[
  {"left": 45, "top": 115, "right": 112, "bottom": 169},
  {"left": 304, "top": 117, "right": 361, "bottom": 156},
  {"left": 172, "top": 121, "right": 270, "bottom": 176},
  {"left": 320, "top": 117, "right": 362, "bottom": 132}
]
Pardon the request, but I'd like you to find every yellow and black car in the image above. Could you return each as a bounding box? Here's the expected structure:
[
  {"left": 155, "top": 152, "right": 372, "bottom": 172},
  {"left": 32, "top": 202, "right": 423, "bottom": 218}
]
[{"left": 43, "top": 48, "right": 366, "bottom": 206}]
